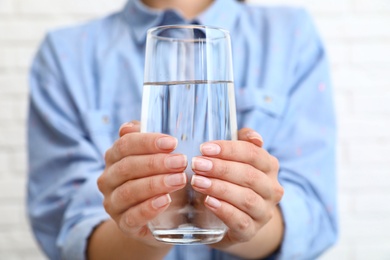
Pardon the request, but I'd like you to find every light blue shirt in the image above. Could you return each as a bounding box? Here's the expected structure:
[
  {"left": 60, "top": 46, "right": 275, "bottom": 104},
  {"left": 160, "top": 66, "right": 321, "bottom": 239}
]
[{"left": 27, "top": 0, "right": 338, "bottom": 259}]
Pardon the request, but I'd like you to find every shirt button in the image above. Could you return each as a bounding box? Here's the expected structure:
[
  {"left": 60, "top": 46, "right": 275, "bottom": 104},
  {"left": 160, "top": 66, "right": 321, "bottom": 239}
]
[
  {"left": 264, "top": 96, "right": 273, "bottom": 103},
  {"left": 102, "top": 115, "right": 110, "bottom": 124}
]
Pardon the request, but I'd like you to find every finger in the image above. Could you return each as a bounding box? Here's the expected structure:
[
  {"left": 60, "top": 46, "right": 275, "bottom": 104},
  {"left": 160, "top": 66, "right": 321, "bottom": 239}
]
[
  {"left": 203, "top": 195, "right": 258, "bottom": 243},
  {"left": 119, "top": 120, "right": 141, "bottom": 137},
  {"left": 109, "top": 172, "right": 187, "bottom": 214},
  {"left": 199, "top": 141, "right": 275, "bottom": 173},
  {"left": 191, "top": 175, "right": 268, "bottom": 220},
  {"left": 105, "top": 153, "right": 187, "bottom": 189},
  {"left": 105, "top": 133, "right": 178, "bottom": 164},
  {"left": 238, "top": 128, "right": 263, "bottom": 147},
  {"left": 118, "top": 194, "right": 172, "bottom": 236},
  {"left": 191, "top": 156, "right": 274, "bottom": 199}
]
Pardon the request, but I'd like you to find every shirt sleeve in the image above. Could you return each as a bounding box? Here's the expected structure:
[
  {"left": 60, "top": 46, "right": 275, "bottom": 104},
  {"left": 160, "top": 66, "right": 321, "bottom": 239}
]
[
  {"left": 27, "top": 32, "right": 111, "bottom": 260},
  {"left": 272, "top": 10, "right": 338, "bottom": 259}
]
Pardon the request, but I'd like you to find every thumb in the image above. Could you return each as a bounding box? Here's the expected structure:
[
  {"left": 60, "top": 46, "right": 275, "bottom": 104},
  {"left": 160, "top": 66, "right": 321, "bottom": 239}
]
[
  {"left": 238, "top": 127, "right": 264, "bottom": 148},
  {"left": 119, "top": 120, "right": 141, "bottom": 137}
]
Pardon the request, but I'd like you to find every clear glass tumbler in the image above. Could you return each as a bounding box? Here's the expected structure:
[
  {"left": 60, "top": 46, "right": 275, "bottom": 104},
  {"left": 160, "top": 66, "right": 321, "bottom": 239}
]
[{"left": 141, "top": 25, "right": 237, "bottom": 244}]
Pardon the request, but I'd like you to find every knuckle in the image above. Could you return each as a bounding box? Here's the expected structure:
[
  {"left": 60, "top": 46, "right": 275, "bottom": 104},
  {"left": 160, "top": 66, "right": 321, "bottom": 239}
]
[
  {"left": 102, "top": 198, "right": 111, "bottom": 213},
  {"left": 264, "top": 208, "right": 274, "bottom": 222},
  {"left": 115, "top": 159, "right": 128, "bottom": 179},
  {"left": 236, "top": 216, "right": 251, "bottom": 233},
  {"left": 270, "top": 155, "right": 280, "bottom": 172},
  {"left": 116, "top": 137, "right": 129, "bottom": 157},
  {"left": 215, "top": 182, "right": 229, "bottom": 196},
  {"left": 217, "top": 162, "right": 230, "bottom": 178},
  {"left": 138, "top": 135, "right": 150, "bottom": 150},
  {"left": 114, "top": 184, "right": 134, "bottom": 205},
  {"left": 243, "top": 190, "right": 259, "bottom": 210},
  {"left": 123, "top": 212, "right": 137, "bottom": 230},
  {"left": 104, "top": 148, "right": 111, "bottom": 163},
  {"left": 247, "top": 145, "right": 260, "bottom": 165},
  {"left": 268, "top": 208, "right": 275, "bottom": 220},
  {"left": 139, "top": 202, "right": 154, "bottom": 220},
  {"left": 146, "top": 155, "right": 158, "bottom": 172},
  {"left": 146, "top": 177, "right": 158, "bottom": 194},
  {"left": 274, "top": 184, "right": 284, "bottom": 201},
  {"left": 97, "top": 174, "right": 105, "bottom": 192},
  {"left": 224, "top": 142, "right": 238, "bottom": 158},
  {"left": 244, "top": 168, "right": 258, "bottom": 188}
]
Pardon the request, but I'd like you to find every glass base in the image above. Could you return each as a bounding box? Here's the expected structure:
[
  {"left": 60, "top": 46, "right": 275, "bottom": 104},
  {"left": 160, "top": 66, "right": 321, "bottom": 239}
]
[{"left": 152, "top": 227, "right": 226, "bottom": 244}]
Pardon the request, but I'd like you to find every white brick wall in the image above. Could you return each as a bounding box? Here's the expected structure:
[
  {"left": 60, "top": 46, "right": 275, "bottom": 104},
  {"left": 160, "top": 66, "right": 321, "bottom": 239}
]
[{"left": 0, "top": 0, "right": 389, "bottom": 259}]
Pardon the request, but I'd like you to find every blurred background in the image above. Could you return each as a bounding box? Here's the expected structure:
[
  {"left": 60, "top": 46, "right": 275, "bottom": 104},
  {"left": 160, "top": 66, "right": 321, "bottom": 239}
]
[{"left": 0, "top": 0, "right": 389, "bottom": 259}]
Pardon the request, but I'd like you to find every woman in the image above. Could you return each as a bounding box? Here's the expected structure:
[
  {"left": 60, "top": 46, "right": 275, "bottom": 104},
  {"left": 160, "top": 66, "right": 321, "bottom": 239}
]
[{"left": 27, "top": 0, "right": 338, "bottom": 259}]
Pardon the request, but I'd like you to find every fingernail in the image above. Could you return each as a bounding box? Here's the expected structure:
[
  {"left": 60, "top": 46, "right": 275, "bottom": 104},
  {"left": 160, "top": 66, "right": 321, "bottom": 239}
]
[
  {"left": 157, "top": 137, "right": 178, "bottom": 150},
  {"left": 246, "top": 131, "right": 263, "bottom": 147},
  {"left": 165, "top": 155, "right": 187, "bottom": 169},
  {"left": 205, "top": 196, "right": 221, "bottom": 209},
  {"left": 200, "top": 143, "right": 221, "bottom": 156},
  {"left": 164, "top": 172, "right": 187, "bottom": 186},
  {"left": 192, "top": 157, "right": 213, "bottom": 171},
  {"left": 119, "top": 122, "right": 134, "bottom": 131},
  {"left": 152, "top": 194, "right": 171, "bottom": 209},
  {"left": 191, "top": 175, "right": 212, "bottom": 189}
]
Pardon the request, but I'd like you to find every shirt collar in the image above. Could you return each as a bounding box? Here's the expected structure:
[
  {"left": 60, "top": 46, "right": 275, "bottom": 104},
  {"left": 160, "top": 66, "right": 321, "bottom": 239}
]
[
  {"left": 122, "top": 0, "right": 242, "bottom": 43},
  {"left": 197, "top": 0, "right": 241, "bottom": 33}
]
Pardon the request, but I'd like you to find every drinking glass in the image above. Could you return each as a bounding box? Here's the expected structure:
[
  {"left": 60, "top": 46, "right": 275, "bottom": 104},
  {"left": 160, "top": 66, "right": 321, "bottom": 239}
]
[{"left": 141, "top": 25, "right": 237, "bottom": 244}]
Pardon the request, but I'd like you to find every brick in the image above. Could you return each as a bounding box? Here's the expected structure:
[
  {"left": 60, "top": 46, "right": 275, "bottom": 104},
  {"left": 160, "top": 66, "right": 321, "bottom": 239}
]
[
  {"left": 0, "top": 126, "right": 26, "bottom": 148},
  {"left": 0, "top": 178, "right": 26, "bottom": 200},
  {"left": 316, "top": 17, "right": 348, "bottom": 41},
  {"left": 354, "top": 192, "right": 390, "bottom": 216},
  {"left": 18, "top": 0, "right": 126, "bottom": 16},
  {"left": 0, "top": 0, "right": 15, "bottom": 14},
  {"left": 319, "top": 244, "right": 353, "bottom": 260},
  {"left": 352, "top": 90, "right": 390, "bottom": 115},
  {"left": 355, "top": 242, "right": 390, "bottom": 260},
  {"left": 252, "top": 0, "right": 353, "bottom": 13},
  {"left": 348, "top": 141, "right": 390, "bottom": 164},
  {"left": 0, "top": 19, "right": 80, "bottom": 43},
  {"left": 0, "top": 46, "right": 36, "bottom": 71},
  {"left": 0, "top": 152, "right": 10, "bottom": 175},
  {"left": 339, "top": 214, "right": 390, "bottom": 241},
  {"left": 0, "top": 204, "right": 25, "bottom": 226},
  {"left": 0, "top": 99, "right": 28, "bottom": 122},
  {"left": 334, "top": 89, "right": 354, "bottom": 117},
  {"left": 0, "top": 230, "right": 41, "bottom": 251},
  {"left": 0, "top": 47, "right": 19, "bottom": 70},
  {"left": 338, "top": 117, "right": 390, "bottom": 140},
  {"left": 308, "top": 0, "right": 353, "bottom": 14},
  {"left": 16, "top": 47, "right": 38, "bottom": 70},
  {"left": 354, "top": 0, "right": 390, "bottom": 12},
  {"left": 352, "top": 88, "right": 390, "bottom": 114},
  {"left": 0, "top": 73, "right": 28, "bottom": 96},
  {"left": 0, "top": 252, "right": 45, "bottom": 260},
  {"left": 337, "top": 191, "right": 354, "bottom": 214},
  {"left": 326, "top": 42, "right": 350, "bottom": 65},
  {"left": 343, "top": 15, "right": 390, "bottom": 39},
  {"left": 332, "top": 66, "right": 390, "bottom": 89},
  {"left": 338, "top": 165, "right": 390, "bottom": 191},
  {"left": 318, "top": 14, "right": 390, "bottom": 40},
  {"left": 336, "top": 142, "right": 349, "bottom": 166},
  {"left": 351, "top": 42, "right": 390, "bottom": 63},
  {"left": 9, "top": 151, "right": 28, "bottom": 176},
  {"left": 0, "top": 21, "right": 44, "bottom": 43}
]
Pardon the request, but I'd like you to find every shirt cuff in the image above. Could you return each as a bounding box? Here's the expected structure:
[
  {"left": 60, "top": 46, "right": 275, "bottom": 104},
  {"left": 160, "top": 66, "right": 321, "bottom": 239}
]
[
  {"left": 60, "top": 214, "right": 110, "bottom": 260},
  {"left": 277, "top": 182, "right": 311, "bottom": 259}
]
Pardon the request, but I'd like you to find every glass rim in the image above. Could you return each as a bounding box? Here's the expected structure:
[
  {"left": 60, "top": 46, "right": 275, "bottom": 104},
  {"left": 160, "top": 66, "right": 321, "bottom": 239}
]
[{"left": 146, "top": 24, "right": 230, "bottom": 42}]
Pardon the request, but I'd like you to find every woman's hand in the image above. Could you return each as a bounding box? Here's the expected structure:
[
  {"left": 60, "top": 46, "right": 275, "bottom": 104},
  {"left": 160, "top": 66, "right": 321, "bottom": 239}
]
[
  {"left": 97, "top": 121, "right": 188, "bottom": 247},
  {"left": 190, "top": 128, "right": 284, "bottom": 250}
]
